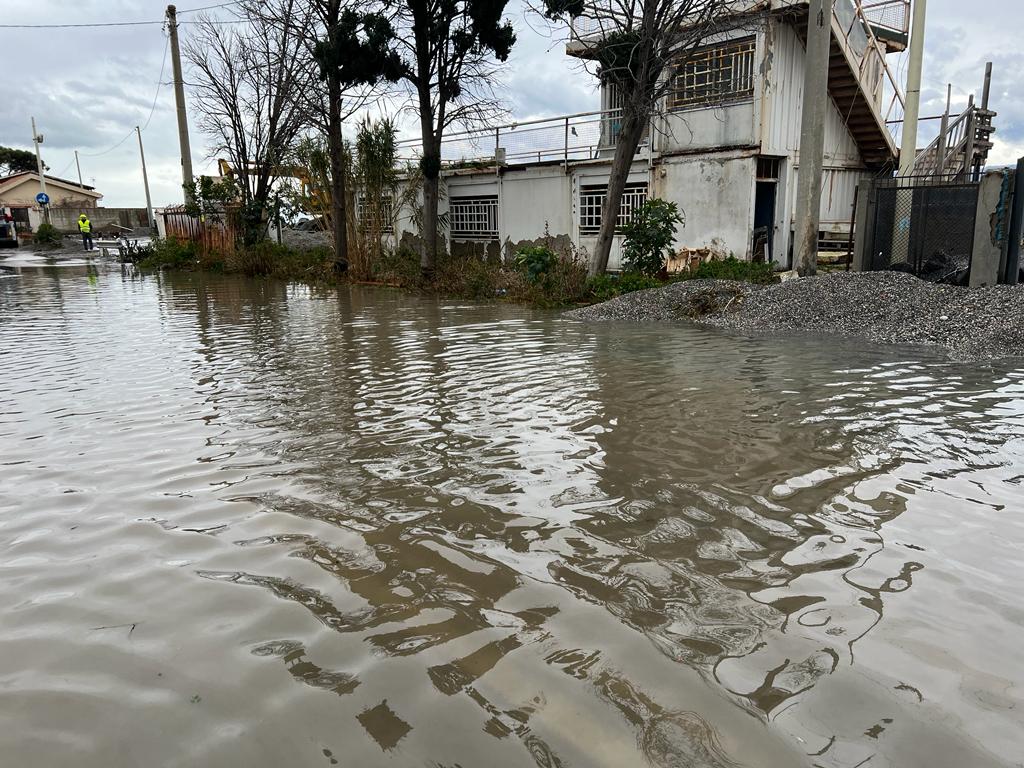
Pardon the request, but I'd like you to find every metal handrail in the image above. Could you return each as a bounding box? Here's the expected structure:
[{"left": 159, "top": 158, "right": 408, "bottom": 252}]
[
  {"left": 394, "top": 107, "right": 651, "bottom": 169},
  {"left": 832, "top": 0, "right": 906, "bottom": 133},
  {"left": 905, "top": 104, "right": 977, "bottom": 177}
]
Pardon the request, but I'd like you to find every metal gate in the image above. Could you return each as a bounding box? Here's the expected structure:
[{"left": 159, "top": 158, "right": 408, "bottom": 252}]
[{"left": 864, "top": 176, "right": 979, "bottom": 282}]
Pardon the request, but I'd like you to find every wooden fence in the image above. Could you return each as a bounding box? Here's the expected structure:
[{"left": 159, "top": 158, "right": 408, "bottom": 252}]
[{"left": 161, "top": 205, "right": 239, "bottom": 255}]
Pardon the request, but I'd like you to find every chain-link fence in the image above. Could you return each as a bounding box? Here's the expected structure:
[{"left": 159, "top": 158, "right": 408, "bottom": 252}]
[{"left": 863, "top": 175, "right": 979, "bottom": 283}]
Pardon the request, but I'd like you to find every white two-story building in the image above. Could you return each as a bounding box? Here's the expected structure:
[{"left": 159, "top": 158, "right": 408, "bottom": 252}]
[{"left": 382, "top": 0, "right": 910, "bottom": 270}]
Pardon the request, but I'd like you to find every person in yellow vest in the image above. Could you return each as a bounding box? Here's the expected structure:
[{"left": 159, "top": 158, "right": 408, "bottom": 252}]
[{"left": 78, "top": 214, "right": 93, "bottom": 251}]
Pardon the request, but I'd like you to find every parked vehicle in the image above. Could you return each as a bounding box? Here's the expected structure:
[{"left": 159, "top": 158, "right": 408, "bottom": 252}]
[{"left": 0, "top": 208, "right": 18, "bottom": 248}]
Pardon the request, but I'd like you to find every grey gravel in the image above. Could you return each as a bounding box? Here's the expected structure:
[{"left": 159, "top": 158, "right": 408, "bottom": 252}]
[{"left": 568, "top": 271, "right": 1024, "bottom": 362}]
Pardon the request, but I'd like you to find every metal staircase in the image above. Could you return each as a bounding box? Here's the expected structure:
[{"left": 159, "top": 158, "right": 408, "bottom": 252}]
[
  {"left": 794, "top": 0, "right": 909, "bottom": 169},
  {"left": 904, "top": 75, "right": 996, "bottom": 180}
]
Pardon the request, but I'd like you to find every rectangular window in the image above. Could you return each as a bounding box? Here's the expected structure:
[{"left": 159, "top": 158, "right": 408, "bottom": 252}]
[
  {"left": 669, "top": 37, "right": 756, "bottom": 110},
  {"left": 756, "top": 157, "right": 781, "bottom": 181},
  {"left": 579, "top": 182, "right": 648, "bottom": 235},
  {"left": 450, "top": 196, "right": 499, "bottom": 241},
  {"left": 357, "top": 194, "right": 394, "bottom": 234}
]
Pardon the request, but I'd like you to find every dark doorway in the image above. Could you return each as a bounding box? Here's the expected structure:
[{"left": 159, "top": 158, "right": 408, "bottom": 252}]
[
  {"left": 754, "top": 157, "right": 781, "bottom": 263},
  {"left": 753, "top": 182, "right": 777, "bottom": 262}
]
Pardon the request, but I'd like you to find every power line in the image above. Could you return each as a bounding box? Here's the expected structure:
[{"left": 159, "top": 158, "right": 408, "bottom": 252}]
[
  {"left": 0, "top": 20, "right": 163, "bottom": 28},
  {"left": 0, "top": 2, "right": 243, "bottom": 29},
  {"left": 0, "top": 19, "right": 243, "bottom": 29},
  {"left": 178, "top": 1, "right": 242, "bottom": 13},
  {"left": 142, "top": 34, "right": 172, "bottom": 132},
  {"left": 79, "top": 129, "right": 135, "bottom": 159}
]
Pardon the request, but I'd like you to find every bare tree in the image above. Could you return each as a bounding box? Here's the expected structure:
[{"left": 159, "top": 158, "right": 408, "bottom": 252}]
[
  {"left": 543, "top": 0, "right": 742, "bottom": 275},
  {"left": 244, "top": 0, "right": 401, "bottom": 270},
  {"left": 387, "top": 0, "right": 517, "bottom": 275},
  {"left": 185, "top": 0, "right": 317, "bottom": 245}
]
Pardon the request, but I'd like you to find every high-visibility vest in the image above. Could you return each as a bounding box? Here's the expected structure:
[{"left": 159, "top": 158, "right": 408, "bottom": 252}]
[{"left": 78, "top": 218, "right": 91, "bottom": 233}]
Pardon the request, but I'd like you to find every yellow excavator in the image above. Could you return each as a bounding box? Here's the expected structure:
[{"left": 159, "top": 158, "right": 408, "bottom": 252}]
[{"left": 217, "top": 159, "right": 327, "bottom": 213}]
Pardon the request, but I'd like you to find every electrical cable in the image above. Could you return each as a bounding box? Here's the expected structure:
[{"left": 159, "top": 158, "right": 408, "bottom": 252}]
[
  {"left": 177, "top": 1, "right": 242, "bottom": 13},
  {"left": 0, "top": 2, "right": 243, "bottom": 29},
  {"left": 141, "top": 33, "right": 171, "bottom": 132},
  {"left": 78, "top": 129, "right": 135, "bottom": 159}
]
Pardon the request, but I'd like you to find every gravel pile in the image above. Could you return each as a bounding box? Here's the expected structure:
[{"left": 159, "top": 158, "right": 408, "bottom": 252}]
[
  {"left": 282, "top": 228, "right": 331, "bottom": 252},
  {"left": 568, "top": 271, "right": 1024, "bottom": 362}
]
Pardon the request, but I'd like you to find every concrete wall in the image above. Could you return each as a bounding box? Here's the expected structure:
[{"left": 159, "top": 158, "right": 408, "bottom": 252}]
[
  {"left": 657, "top": 152, "right": 756, "bottom": 259},
  {"left": 970, "top": 170, "right": 1011, "bottom": 287},
  {"left": 33, "top": 207, "right": 152, "bottom": 234},
  {"left": 761, "top": 21, "right": 863, "bottom": 166}
]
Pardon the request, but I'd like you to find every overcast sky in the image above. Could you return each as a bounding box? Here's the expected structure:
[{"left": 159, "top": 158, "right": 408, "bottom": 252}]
[{"left": 0, "top": 0, "right": 1018, "bottom": 207}]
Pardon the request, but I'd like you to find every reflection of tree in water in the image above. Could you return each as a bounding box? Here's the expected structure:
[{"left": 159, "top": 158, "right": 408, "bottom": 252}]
[
  {"left": 162, "top": 280, "right": 941, "bottom": 765},
  {"left": 252, "top": 640, "right": 359, "bottom": 697}
]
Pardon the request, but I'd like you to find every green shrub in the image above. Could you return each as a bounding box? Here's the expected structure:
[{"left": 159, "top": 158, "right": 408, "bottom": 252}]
[
  {"left": 33, "top": 223, "right": 62, "bottom": 247},
  {"left": 507, "top": 249, "right": 589, "bottom": 307},
  {"left": 683, "top": 256, "right": 778, "bottom": 285},
  {"left": 229, "top": 240, "right": 334, "bottom": 280},
  {"left": 139, "top": 237, "right": 199, "bottom": 270},
  {"left": 436, "top": 254, "right": 503, "bottom": 299},
  {"left": 374, "top": 245, "right": 422, "bottom": 285},
  {"left": 620, "top": 198, "right": 684, "bottom": 276},
  {"left": 514, "top": 245, "right": 558, "bottom": 284},
  {"left": 587, "top": 272, "right": 661, "bottom": 301}
]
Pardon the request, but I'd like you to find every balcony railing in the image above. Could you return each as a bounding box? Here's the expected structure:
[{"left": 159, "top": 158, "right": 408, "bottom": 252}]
[{"left": 394, "top": 108, "right": 649, "bottom": 169}]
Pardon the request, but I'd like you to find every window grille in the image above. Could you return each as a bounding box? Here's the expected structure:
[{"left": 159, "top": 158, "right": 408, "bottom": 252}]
[
  {"left": 450, "top": 196, "right": 499, "bottom": 240},
  {"left": 357, "top": 194, "right": 395, "bottom": 234},
  {"left": 669, "top": 37, "right": 756, "bottom": 110},
  {"left": 579, "top": 182, "right": 648, "bottom": 234},
  {"left": 756, "top": 157, "right": 781, "bottom": 181}
]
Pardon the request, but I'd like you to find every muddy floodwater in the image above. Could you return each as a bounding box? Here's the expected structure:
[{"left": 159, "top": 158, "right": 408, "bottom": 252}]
[{"left": 1, "top": 256, "right": 1022, "bottom": 768}]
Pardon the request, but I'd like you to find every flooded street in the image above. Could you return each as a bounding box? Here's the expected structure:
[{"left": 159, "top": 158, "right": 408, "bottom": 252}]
[{"left": 1, "top": 257, "right": 1022, "bottom": 767}]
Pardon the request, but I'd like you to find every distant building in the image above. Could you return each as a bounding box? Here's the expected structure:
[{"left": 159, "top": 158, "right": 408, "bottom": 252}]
[
  {"left": 0, "top": 172, "right": 103, "bottom": 209},
  {"left": 0, "top": 173, "right": 104, "bottom": 234}
]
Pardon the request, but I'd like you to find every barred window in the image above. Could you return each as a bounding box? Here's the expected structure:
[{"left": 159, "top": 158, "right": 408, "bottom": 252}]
[
  {"left": 450, "top": 196, "right": 499, "bottom": 241},
  {"left": 356, "top": 194, "right": 394, "bottom": 234},
  {"left": 579, "top": 182, "right": 648, "bottom": 235},
  {"left": 669, "top": 37, "right": 756, "bottom": 110}
]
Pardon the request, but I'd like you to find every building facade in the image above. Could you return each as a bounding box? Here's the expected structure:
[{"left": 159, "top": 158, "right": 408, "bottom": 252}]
[{"left": 378, "top": 0, "right": 908, "bottom": 270}]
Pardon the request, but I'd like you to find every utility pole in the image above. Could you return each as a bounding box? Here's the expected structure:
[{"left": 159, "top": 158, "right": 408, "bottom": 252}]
[
  {"left": 74, "top": 150, "right": 83, "bottom": 187},
  {"left": 30, "top": 116, "right": 50, "bottom": 225},
  {"left": 166, "top": 4, "right": 194, "bottom": 203},
  {"left": 136, "top": 127, "right": 155, "bottom": 230},
  {"left": 898, "top": 0, "right": 927, "bottom": 175},
  {"left": 793, "top": 0, "right": 832, "bottom": 276}
]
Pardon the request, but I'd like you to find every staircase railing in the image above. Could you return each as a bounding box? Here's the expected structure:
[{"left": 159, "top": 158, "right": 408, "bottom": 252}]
[
  {"left": 832, "top": 0, "right": 906, "bottom": 137},
  {"left": 904, "top": 101, "right": 996, "bottom": 181}
]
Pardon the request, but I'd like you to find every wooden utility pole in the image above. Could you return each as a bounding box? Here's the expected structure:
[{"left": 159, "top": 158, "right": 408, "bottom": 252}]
[
  {"left": 166, "top": 4, "right": 194, "bottom": 202},
  {"left": 30, "top": 116, "right": 50, "bottom": 225},
  {"left": 793, "top": 0, "right": 832, "bottom": 276},
  {"left": 136, "top": 127, "right": 155, "bottom": 229},
  {"left": 898, "top": 0, "right": 927, "bottom": 176}
]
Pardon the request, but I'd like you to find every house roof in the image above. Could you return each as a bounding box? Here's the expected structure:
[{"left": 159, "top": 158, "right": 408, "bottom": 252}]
[{"left": 0, "top": 172, "right": 102, "bottom": 199}]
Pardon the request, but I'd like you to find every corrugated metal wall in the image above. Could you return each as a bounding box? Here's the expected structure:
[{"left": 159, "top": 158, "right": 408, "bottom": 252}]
[{"left": 761, "top": 21, "right": 864, "bottom": 166}]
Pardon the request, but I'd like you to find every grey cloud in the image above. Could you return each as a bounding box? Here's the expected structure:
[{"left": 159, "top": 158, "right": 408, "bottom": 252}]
[{"left": 1, "top": 0, "right": 1020, "bottom": 205}]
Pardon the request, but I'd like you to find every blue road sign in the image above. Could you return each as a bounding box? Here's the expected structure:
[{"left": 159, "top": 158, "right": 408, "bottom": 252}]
[{"left": 35, "top": 192, "right": 50, "bottom": 206}]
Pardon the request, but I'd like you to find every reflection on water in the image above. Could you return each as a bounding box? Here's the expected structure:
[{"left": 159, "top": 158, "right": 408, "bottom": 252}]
[{"left": 1, "top": 263, "right": 1022, "bottom": 767}]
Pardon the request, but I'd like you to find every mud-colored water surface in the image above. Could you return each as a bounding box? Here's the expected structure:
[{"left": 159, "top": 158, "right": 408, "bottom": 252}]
[{"left": 1, "top": 259, "right": 1022, "bottom": 767}]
